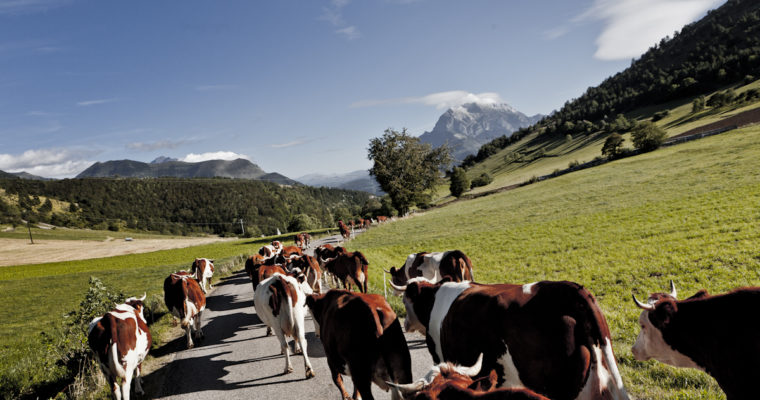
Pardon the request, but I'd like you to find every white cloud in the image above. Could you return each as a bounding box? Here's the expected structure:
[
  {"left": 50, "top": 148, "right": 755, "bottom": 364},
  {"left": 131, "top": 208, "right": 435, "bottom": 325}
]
[
  {"left": 336, "top": 26, "right": 360, "bottom": 40},
  {"left": 573, "top": 0, "right": 725, "bottom": 60},
  {"left": 76, "top": 98, "right": 117, "bottom": 106},
  {"left": 126, "top": 140, "right": 189, "bottom": 151},
  {"left": 351, "top": 90, "right": 505, "bottom": 110},
  {"left": 0, "top": 0, "right": 72, "bottom": 15},
  {"left": 271, "top": 139, "right": 309, "bottom": 149},
  {"left": 195, "top": 84, "right": 237, "bottom": 92},
  {"left": 0, "top": 147, "right": 98, "bottom": 178},
  {"left": 180, "top": 151, "right": 249, "bottom": 163}
]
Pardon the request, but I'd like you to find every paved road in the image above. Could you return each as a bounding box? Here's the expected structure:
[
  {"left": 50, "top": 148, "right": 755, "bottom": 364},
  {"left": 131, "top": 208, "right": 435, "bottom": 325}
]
[{"left": 152, "top": 233, "right": 434, "bottom": 399}]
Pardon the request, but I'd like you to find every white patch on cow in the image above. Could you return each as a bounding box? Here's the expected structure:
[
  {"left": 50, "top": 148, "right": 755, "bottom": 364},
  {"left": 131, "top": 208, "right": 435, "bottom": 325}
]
[
  {"left": 632, "top": 311, "right": 703, "bottom": 370},
  {"left": 522, "top": 282, "right": 537, "bottom": 295},
  {"left": 574, "top": 339, "right": 629, "bottom": 400},
  {"left": 496, "top": 344, "right": 526, "bottom": 389},
  {"left": 428, "top": 281, "right": 471, "bottom": 361}
]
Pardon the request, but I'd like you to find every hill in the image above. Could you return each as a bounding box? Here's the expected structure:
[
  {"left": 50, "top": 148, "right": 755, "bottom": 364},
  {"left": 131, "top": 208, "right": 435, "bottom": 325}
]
[
  {"left": 0, "top": 177, "right": 370, "bottom": 236},
  {"left": 76, "top": 158, "right": 297, "bottom": 184},
  {"left": 297, "top": 170, "right": 384, "bottom": 195},
  {"left": 419, "top": 102, "right": 542, "bottom": 161}
]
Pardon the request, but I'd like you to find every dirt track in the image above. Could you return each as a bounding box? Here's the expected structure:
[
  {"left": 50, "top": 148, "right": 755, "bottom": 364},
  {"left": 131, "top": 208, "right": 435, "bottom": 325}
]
[{"left": 0, "top": 236, "right": 235, "bottom": 267}]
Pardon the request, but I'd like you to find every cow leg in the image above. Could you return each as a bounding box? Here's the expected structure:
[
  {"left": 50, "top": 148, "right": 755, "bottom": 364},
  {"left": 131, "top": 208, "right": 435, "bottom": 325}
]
[
  {"left": 266, "top": 326, "right": 273, "bottom": 336},
  {"left": 295, "top": 327, "right": 315, "bottom": 378},
  {"left": 134, "top": 364, "right": 144, "bottom": 395},
  {"left": 194, "top": 310, "right": 205, "bottom": 341},
  {"left": 121, "top": 367, "right": 133, "bottom": 400},
  {"left": 274, "top": 330, "right": 294, "bottom": 374},
  {"left": 330, "top": 371, "right": 352, "bottom": 400},
  {"left": 107, "top": 372, "right": 121, "bottom": 400},
  {"left": 185, "top": 322, "right": 194, "bottom": 349},
  {"left": 348, "top": 361, "right": 373, "bottom": 400}
]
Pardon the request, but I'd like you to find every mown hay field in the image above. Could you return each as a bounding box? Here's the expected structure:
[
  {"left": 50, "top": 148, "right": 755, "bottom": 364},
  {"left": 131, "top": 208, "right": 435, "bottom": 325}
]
[{"left": 350, "top": 125, "right": 760, "bottom": 399}]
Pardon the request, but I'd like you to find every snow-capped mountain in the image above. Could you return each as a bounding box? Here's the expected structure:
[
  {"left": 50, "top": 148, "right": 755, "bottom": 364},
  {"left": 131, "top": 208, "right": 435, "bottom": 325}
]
[
  {"left": 419, "top": 102, "right": 543, "bottom": 161},
  {"left": 297, "top": 170, "right": 383, "bottom": 195}
]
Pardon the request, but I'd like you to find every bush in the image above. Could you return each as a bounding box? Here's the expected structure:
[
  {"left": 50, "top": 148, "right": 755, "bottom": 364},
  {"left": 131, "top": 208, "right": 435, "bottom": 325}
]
[
  {"left": 630, "top": 121, "right": 668, "bottom": 152},
  {"left": 651, "top": 110, "right": 669, "bottom": 122},
  {"left": 449, "top": 167, "right": 470, "bottom": 198},
  {"left": 470, "top": 173, "right": 493, "bottom": 189},
  {"left": 568, "top": 160, "right": 580, "bottom": 168},
  {"left": 287, "top": 214, "right": 318, "bottom": 232},
  {"left": 602, "top": 133, "right": 625, "bottom": 159}
]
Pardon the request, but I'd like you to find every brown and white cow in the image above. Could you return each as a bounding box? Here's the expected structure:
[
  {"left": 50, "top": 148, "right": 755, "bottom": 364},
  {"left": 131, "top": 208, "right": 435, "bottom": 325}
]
[
  {"left": 389, "top": 355, "right": 550, "bottom": 400},
  {"left": 385, "top": 251, "right": 474, "bottom": 294},
  {"left": 164, "top": 272, "right": 206, "bottom": 349},
  {"left": 363, "top": 218, "right": 372, "bottom": 229},
  {"left": 632, "top": 281, "right": 760, "bottom": 400},
  {"left": 88, "top": 295, "right": 152, "bottom": 400},
  {"left": 287, "top": 254, "right": 323, "bottom": 294},
  {"left": 377, "top": 215, "right": 388, "bottom": 223},
  {"left": 281, "top": 245, "right": 303, "bottom": 259},
  {"left": 306, "top": 290, "right": 412, "bottom": 400},
  {"left": 190, "top": 258, "right": 215, "bottom": 294},
  {"left": 254, "top": 273, "right": 316, "bottom": 378},
  {"left": 393, "top": 279, "right": 629, "bottom": 400},
  {"left": 295, "top": 232, "right": 312, "bottom": 250},
  {"left": 259, "top": 240, "right": 283, "bottom": 258},
  {"left": 323, "top": 250, "right": 370, "bottom": 293},
  {"left": 338, "top": 220, "right": 351, "bottom": 239},
  {"left": 314, "top": 244, "right": 346, "bottom": 265}
]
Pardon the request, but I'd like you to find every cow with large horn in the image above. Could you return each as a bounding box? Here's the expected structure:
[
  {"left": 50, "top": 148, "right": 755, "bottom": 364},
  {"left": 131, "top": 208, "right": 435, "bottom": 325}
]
[
  {"left": 393, "top": 278, "right": 629, "bottom": 400},
  {"left": 632, "top": 280, "right": 760, "bottom": 400},
  {"left": 388, "top": 354, "right": 550, "bottom": 399},
  {"left": 384, "top": 250, "right": 474, "bottom": 295}
]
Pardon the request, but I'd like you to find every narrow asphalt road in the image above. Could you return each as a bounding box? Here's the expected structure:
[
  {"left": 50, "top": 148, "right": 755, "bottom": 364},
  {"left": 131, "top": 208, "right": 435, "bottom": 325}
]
[{"left": 151, "top": 233, "right": 434, "bottom": 400}]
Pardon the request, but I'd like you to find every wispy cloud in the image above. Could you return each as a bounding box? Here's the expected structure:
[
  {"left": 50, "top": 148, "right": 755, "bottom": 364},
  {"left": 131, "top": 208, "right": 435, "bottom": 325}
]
[
  {"left": 270, "top": 139, "right": 309, "bottom": 149},
  {"left": 126, "top": 139, "right": 189, "bottom": 152},
  {"left": 0, "top": 147, "right": 98, "bottom": 178},
  {"left": 548, "top": 0, "right": 725, "bottom": 60},
  {"left": 76, "top": 98, "right": 117, "bottom": 107},
  {"left": 25, "top": 110, "right": 62, "bottom": 117},
  {"left": 195, "top": 84, "right": 237, "bottom": 92},
  {"left": 0, "top": 0, "right": 73, "bottom": 15},
  {"left": 351, "top": 90, "right": 505, "bottom": 110},
  {"left": 320, "top": 0, "right": 361, "bottom": 40},
  {"left": 180, "top": 151, "right": 249, "bottom": 163}
]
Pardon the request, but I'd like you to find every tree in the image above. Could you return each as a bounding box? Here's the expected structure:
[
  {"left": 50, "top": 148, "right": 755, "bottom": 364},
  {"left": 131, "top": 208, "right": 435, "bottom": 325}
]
[
  {"left": 631, "top": 121, "right": 667, "bottom": 152},
  {"left": 692, "top": 95, "right": 706, "bottom": 113},
  {"left": 449, "top": 167, "right": 469, "bottom": 198},
  {"left": 470, "top": 172, "right": 493, "bottom": 189},
  {"left": 601, "top": 133, "right": 625, "bottom": 159},
  {"left": 368, "top": 128, "right": 451, "bottom": 215}
]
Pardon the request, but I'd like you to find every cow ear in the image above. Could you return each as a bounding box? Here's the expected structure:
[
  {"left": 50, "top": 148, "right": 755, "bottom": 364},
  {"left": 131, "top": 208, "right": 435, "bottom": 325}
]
[
  {"left": 297, "top": 274, "right": 306, "bottom": 284},
  {"left": 390, "top": 267, "right": 396, "bottom": 274},
  {"left": 649, "top": 299, "right": 677, "bottom": 329},
  {"left": 687, "top": 289, "right": 709, "bottom": 300},
  {"left": 440, "top": 276, "right": 452, "bottom": 284}
]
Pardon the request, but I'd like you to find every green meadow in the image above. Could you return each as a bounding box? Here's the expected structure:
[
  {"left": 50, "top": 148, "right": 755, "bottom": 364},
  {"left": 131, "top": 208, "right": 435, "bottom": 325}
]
[{"left": 349, "top": 125, "right": 760, "bottom": 399}]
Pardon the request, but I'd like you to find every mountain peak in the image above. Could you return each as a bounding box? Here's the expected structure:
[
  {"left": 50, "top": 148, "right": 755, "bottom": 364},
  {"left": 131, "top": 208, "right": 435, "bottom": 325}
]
[
  {"left": 420, "top": 102, "right": 543, "bottom": 161},
  {"left": 150, "top": 156, "right": 178, "bottom": 164}
]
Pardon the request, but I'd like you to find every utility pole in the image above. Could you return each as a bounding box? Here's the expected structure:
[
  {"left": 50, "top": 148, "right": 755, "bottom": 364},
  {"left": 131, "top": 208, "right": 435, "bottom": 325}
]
[
  {"left": 26, "top": 220, "right": 34, "bottom": 244},
  {"left": 239, "top": 219, "right": 245, "bottom": 235}
]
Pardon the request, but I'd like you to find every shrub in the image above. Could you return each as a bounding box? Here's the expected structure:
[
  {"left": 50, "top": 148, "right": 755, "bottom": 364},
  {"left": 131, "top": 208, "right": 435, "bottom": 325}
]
[
  {"left": 449, "top": 167, "right": 470, "bottom": 198},
  {"left": 568, "top": 160, "right": 580, "bottom": 168},
  {"left": 470, "top": 173, "right": 493, "bottom": 189},
  {"left": 602, "top": 133, "right": 625, "bottom": 159},
  {"left": 631, "top": 121, "right": 668, "bottom": 152},
  {"left": 651, "top": 110, "right": 669, "bottom": 122}
]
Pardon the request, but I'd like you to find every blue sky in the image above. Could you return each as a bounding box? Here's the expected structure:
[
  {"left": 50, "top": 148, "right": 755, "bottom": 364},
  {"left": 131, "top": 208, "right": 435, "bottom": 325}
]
[{"left": 0, "top": 0, "right": 725, "bottom": 178}]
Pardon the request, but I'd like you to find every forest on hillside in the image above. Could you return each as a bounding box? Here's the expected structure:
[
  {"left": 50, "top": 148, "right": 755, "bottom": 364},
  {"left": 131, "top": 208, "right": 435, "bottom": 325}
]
[
  {"left": 462, "top": 0, "right": 760, "bottom": 168},
  {"left": 0, "top": 177, "right": 373, "bottom": 236}
]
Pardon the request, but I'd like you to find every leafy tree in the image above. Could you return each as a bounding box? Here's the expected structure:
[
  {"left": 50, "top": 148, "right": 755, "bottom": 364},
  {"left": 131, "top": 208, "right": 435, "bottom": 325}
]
[
  {"left": 39, "top": 198, "right": 53, "bottom": 214},
  {"left": 692, "top": 95, "right": 706, "bottom": 113},
  {"left": 367, "top": 128, "right": 451, "bottom": 215},
  {"left": 602, "top": 133, "right": 625, "bottom": 158},
  {"left": 631, "top": 121, "right": 667, "bottom": 152},
  {"left": 288, "top": 213, "right": 318, "bottom": 232},
  {"left": 379, "top": 195, "right": 397, "bottom": 217},
  {"left": 449, "top": 167, "right": 469, "bottom": 198}
]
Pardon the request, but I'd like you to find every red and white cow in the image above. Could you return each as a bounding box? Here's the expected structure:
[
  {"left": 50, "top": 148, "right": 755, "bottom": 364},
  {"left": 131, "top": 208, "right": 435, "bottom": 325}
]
[
  {"left": 632, "top": 281, "right": 760, "bottom": 400},
  {"left": 295, "top": 232, "right": 312, "bottom": 250},
  {"left": 323, "top": 250, "right": 370, "bottom": 293},
  {"left": 376, "top": 215, "right": 388, "bottom": 223},
  {"left": 191, "top": 258, "right": 215, "bottom": 294},
  {"left": 338, "top": 220, "right": 351, "bottom": 239},
  {"left": 254, "top": 273, "right": 316, "bottom": 378},
  {"left": 88, "top": 295, "right": 152, "bottom": 400},
  {"left": 389, "top": 355, "right": 550, "bottom": 400},
  {"left": 164, "top": 272, "right": 206, "bottom": 349},
  {"left": 306, "top": 290, "right": 412, "bottom": 400},
  {"left": 259, "top": 240, "right": 283, "bottom": 258},
  {"left": 385, "top": 251, "right": 474, "bottom": 294},
  {"left": 281, "top": 245, "right": 303, "bottom": 260},
  {"left": 393, "top": 279, "right": 629, "bottom": 400},
  {"left": 287, "top": 254, "right": 323, "bottom": 294}
]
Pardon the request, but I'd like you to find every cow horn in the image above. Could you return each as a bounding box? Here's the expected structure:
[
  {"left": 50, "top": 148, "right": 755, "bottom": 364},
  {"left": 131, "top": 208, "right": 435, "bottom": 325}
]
[
  {"left": 383, "top": 268, "right": 392, "bottom": 274},
  {"left": 139, "top": 293, "right": 146, "bottom": 301},
  {"left": 389, "top": 280, "right": 407, "bottom": 292},
  {"left": 455, "top": 353, "right": 484, "bottom": 377},
  {"left": 669, "top": 280, "right": 677, "bottom": 299},
  {"left": 386, "top": 380, "right": 425, "bottom": 394},
  {"left": 632, "top": 292, "right": 654, "bottom": 310}
]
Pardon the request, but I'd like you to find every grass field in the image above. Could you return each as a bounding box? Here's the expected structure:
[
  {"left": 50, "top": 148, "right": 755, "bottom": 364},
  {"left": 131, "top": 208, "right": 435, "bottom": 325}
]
[
  {"left": 0, "top": 228, "right": 332, "bottom": 399},
  {"left": 347, "top": 125, "right": 760, "bottom": 399},
  {"left": 0, "top": 225, "right": 179, "bottom": 241}
]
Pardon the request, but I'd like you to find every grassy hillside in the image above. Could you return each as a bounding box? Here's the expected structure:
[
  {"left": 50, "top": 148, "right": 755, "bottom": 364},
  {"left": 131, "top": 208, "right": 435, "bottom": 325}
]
[{"left": 350, "top": 125, "right": 760, "bottom": 399}]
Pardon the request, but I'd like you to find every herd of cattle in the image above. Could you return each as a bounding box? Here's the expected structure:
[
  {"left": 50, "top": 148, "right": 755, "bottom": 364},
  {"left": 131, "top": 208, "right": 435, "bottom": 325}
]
[{"left": 85, "top": 228, "right": 758, "bottom": 400}]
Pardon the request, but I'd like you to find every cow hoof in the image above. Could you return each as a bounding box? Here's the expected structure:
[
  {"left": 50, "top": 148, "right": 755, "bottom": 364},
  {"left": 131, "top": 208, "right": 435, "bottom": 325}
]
[
  {"left": 188, "top": 342, "right": 194, "bottom": 349},
  {"left": 305, "top": 368, "right": 315, "bottom": 379},
  {"left": 285, "top": 366, "right": 294, "bottom": 374},
  {"left": 266, "top": 328, "right": 272, "bottom": 336}
]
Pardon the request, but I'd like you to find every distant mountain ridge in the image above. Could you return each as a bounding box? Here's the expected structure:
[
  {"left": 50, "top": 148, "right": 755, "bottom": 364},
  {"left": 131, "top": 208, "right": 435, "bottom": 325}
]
[
  {"left": 76, "top": 158, "right": 299, "bottom": 185},
  {"left": 297, "top": 170, "right": 383, "bottom": 195},
  {"left": 0, "top": 170, "right": 50, "bottom": 180},
  {"left": 419, "top": 102, "right": 543, "bottom": 161}
]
